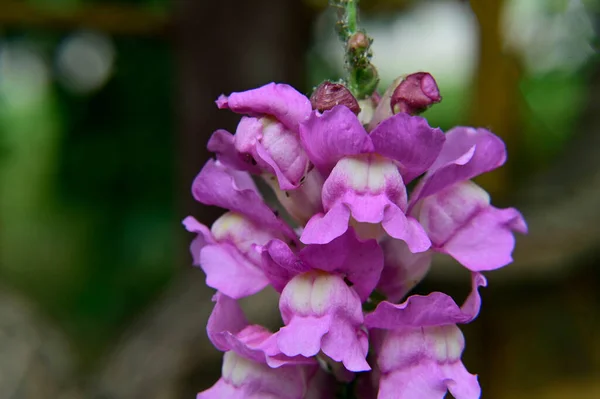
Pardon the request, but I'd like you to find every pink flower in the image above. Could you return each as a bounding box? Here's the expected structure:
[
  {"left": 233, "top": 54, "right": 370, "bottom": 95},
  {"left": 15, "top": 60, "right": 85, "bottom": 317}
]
[
  {"left": 183, "top": 160, "right": 297, "bottom": 298},
  {"left": 207, "top": 293, "right": 315, "bottom": 368},
  {"left": 405, "top": 126, "right": 527, "bottom": 271},
  {"left": 209, "top": 83, "right": 313, "bottom": 190},
  {"left": 199, "top": 295, "right": 333, "bottom": 399},
  {"left": 261, "top": 229, "right": 384, "bottom": 371},
  {"left": 299, "top": 105, "right": 445, "bottom": 251},
  {"left": 365, "top": 273, "right": 487, "bottom": 399}
]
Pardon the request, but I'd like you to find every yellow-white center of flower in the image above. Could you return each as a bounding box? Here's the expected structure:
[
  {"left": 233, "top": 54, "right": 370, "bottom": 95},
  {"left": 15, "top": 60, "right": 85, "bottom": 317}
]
[
  {"left": 211, "top": 211, "right": 275, "bottom": 256},
  {"left": 338, "top": 154, "right": 397, "bottom": 193},
  {"left": 211, "top": 212, "right": 247, "bottom": 239},
  {"left": 284, "top": 271, "right": 343, "bottom": 316},
  {"left": 222, "top": 351, "right": 255, "bottom": 387},
  {"left": 426, "top": 324, "right": 465, "bottom": 363}
]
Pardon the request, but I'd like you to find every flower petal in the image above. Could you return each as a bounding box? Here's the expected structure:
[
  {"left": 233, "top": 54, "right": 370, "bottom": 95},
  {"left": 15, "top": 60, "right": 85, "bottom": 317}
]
[
  {"left": 378, "top": 361, "right": 480, "bottom": 399},
  {"left": 182, "top": 216, "right": 216, "bottom": 265},
  {"left": 299, "top": 105, "right": 374, "bottom": 176},
  {"left": 207, "top": 293, "right": 249, "bottom": 352},
  {"left": 303, "top": 154, "right": 415, "bottom": 246},
  {"left": 370, "top": 112, "right": 445, "bottom": 183},
  {"left": 382, "top": 207, "right": 431, "bottom": 253},
  {"left": 417, "top": 181, "right": 491, "bottom": 246},
  {"left": 299, "top": 229, "right": 384, "bottom": 302},
  {"left": 207, "top": 293, "right": 315, "bottom": 367},
  {"left": 277, "top": 314, "right": 332, "bottom": 358},
  {"left": 201, "top": 244, "right": 270, "bottom": 298},
  {"left": 442, "top": 206, "right": 527, "bottom": 271},
  {"left": 207, "top": 129, "right": 261, "bottom": 173},
  {"left": 255, "top": 140, "right": 303, "bottom": 190},
  {"left": 192, "top": 159, "right": 297, "bottom": 242},
  {"left": 235, "top": 116, "right": 310, "bottom": 189},
  {"left": 443, "top": 362, "right": 482, "bottom": 399},
  {"left": 365, "top": 272, "right": 487, "bottom": 329},
  {"left": 378, "top": 364, "right": 448, "bottom": 399},
  {"left": 377, "top": 238, "right": 433, "bottom": 303},
  {"left": 197, "top": 351, "right": 317, "bottom": 399},
  {"left": 217, "top": 82, "right": 312, "bottom": 132},
  {"left": 300, "top": 203, "right": 351, "bottom": 244},
  {"left": 275, "top": 272, "right": 368, "bottom": 371},
  {"left": 263, "top": 168, "right": 324, "bottom": 225},
  {"left": 320, "top": 317, "right": 371, "bottom": 371},
  {"left": 410, "top": 127, "right": 506, "bottom": 206},
  {"left": 261, "top": 239, "right": 311, "bottom": 292}
]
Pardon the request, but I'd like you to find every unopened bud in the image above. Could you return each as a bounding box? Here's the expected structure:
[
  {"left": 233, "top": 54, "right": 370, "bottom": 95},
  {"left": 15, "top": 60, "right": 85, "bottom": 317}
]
[
  {"left": 390, "top": 72, "right": 441, "bottom": 115},
  {"left": 347, "top": 32, "right": 369, "bottom": 51},
  {"left": 310, "top": 81, "right": 361, "bottom": 114}
]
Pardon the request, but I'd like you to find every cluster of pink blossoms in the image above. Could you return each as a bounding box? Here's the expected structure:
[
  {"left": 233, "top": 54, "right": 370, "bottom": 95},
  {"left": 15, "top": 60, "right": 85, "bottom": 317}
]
[{"left": 184, "top": 73, "right": 527, "bottom": 399}]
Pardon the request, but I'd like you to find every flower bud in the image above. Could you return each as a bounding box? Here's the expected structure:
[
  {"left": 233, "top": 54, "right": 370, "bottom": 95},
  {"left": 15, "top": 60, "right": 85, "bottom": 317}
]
[
  {"left": 391, "top": 72, "right": 441, "bottom": 115},
  {"left": 310, "top": 81, "right": 361, "bottom": 114},
  {"left": 347, "top": 31, "right": 370, "bottom": 52}
]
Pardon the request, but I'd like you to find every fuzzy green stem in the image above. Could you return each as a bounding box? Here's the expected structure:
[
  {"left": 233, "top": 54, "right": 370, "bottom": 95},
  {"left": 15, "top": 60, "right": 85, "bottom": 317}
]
[
  {"left": 345, "top": 0, "right": 358, "bottom": 33},
  {"left": 331, "top": 0, "right": 379, "bottom": 99}
]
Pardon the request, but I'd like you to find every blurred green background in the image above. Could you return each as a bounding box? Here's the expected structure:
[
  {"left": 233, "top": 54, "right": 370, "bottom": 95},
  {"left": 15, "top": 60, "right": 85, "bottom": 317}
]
[{"left": 0, "top": 0, "right": 599, "bottom": 398}]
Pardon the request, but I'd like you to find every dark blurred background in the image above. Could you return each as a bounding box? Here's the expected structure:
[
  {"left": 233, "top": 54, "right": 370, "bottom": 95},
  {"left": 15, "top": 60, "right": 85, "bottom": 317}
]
[{"left": 0, "top": 0, "right": 599, "bottom": 398}]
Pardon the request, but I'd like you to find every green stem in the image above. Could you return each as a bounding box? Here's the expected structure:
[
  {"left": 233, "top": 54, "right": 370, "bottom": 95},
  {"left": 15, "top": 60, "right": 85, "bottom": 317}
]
[
  {"left": 345, "top": 0, "right": 358, "bottom": 33},
  {"left": 331, "top": 0, "right": 379, "bottom": 99}
]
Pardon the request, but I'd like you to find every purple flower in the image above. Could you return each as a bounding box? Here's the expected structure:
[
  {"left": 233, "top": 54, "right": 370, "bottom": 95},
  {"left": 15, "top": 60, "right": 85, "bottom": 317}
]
[
  {"left": 198, "top": 293, "right": 334, "bottom": 399},
  {"left": 210, "top": 83, "right": 313, "bottom": 190},
  {"left": 183, "top": 160, "right": 297, "bottom": 298},
  {"left": 299, "top": 105, "right": 445, "bottom": 251},
  {"left": 365, "top": 273, "right": 487, "bottom": 399},
  {"left": 261, "top": 229, "right": 384, "bottom": 371},
  {"left": 414, "top": 181, "right": 527, "bottom": 271}
]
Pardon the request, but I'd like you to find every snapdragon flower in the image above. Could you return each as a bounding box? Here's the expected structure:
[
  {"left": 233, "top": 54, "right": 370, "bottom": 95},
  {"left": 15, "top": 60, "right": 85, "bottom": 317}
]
[
  {"left": 299, "top": 105, "right": 444, "bottom": 251},
  {"left": 183, "top": 159, "right": 297, "bottom": 299},
  {"left": 261, "top": 229, "right": 383, "bottom": 372},
  {"left": 209, "top": 83, "right": 324, "bottom": 225},
  {"left": 185, "top": 8, "right": 526, "bottom": 395},
  {"left": 365, "top": 273, "right": 486, "bottom": 399},
  {"left": 186, "top": 73, "right": 526, "bottom": 397},
  {"left": 199, "top": 293, "right": 334, "bottom": 399}
]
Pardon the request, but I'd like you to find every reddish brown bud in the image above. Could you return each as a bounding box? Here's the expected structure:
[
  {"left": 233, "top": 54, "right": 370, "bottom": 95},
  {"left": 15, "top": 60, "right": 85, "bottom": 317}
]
[
  {"left": 347, "top": 32, "right": 369, "bottom": 51},
  {"left": 310, "top": 81, "right": 361, "bottom": 114},
  {"left": 390, "top": 72, "right": 441, "bottom": 115}
]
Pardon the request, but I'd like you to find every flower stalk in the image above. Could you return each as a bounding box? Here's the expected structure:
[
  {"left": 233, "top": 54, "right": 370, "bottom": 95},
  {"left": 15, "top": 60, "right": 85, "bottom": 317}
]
[{"left": 331, "top": 0, "right": 379, "bottom": 99}]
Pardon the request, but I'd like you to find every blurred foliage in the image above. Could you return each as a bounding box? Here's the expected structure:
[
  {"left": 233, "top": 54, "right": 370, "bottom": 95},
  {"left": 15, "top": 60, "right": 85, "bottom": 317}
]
[
  {"left": 518, "top": 70, "right": 590, "bottom": 172},
  {"left": 0, "top": 28, "right": 175, "bottom": 364}
]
